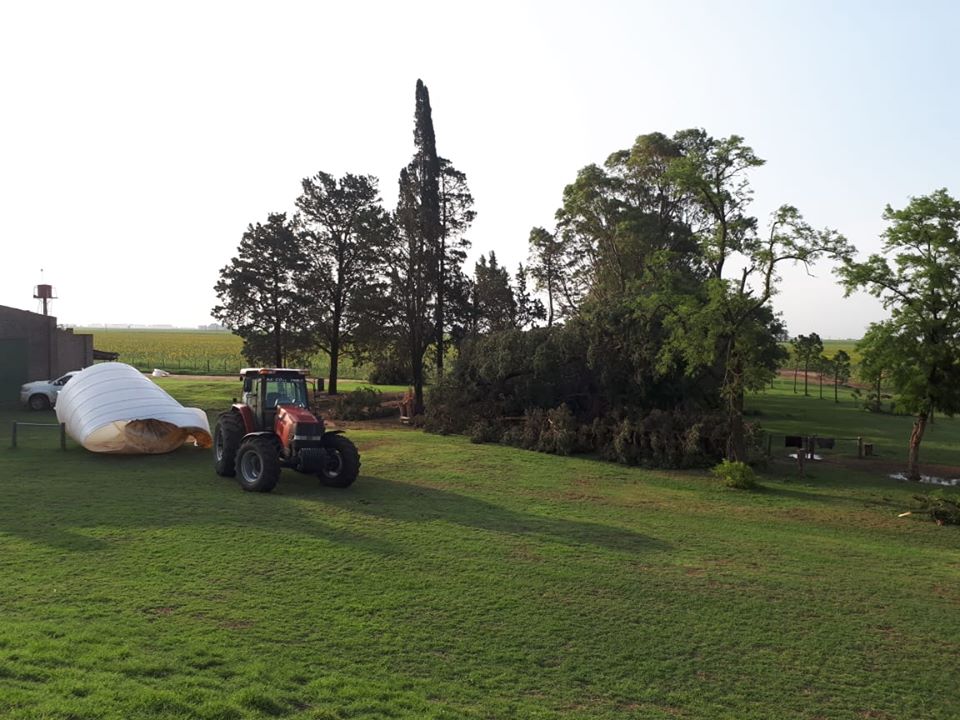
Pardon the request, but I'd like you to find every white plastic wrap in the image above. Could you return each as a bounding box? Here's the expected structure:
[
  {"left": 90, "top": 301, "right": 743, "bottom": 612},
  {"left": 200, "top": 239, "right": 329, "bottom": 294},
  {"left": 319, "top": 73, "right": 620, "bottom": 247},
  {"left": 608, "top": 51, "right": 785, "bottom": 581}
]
[{"left": 56, "top": 363, "right": 212, "bottom": 454}]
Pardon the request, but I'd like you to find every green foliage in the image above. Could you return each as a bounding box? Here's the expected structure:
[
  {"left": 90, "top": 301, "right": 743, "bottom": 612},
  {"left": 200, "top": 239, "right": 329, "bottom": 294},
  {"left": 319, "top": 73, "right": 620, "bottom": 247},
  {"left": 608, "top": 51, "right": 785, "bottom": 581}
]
[
  {"left": 468, "top": 419, "right": 501, "bottom": 444},
  {"left": 295, "top": 171, "right": 393, "bottom": 393},
  {"left": 330, "top": 387, "right": 386, "bottom": 420},
  {"left": 470, "top": 251, "right": 517, "bottom": 334},
  {"left": 368, "top": 351, "right": 412, "bottom": 386},
  {"left": 711, "top": 459, "right": 759, "bottom": 489},
  {"left": 910, "top": 492, "right": 960, "bottom": 525},
  {"left": 840, "top": 189, "right": 960, "bottom": 478},
  {"left": 545, "top": 128, "right": 846, "bottom": 462},
  {"left": 212, "top": 212, "right": 310, "bottom": 367}
]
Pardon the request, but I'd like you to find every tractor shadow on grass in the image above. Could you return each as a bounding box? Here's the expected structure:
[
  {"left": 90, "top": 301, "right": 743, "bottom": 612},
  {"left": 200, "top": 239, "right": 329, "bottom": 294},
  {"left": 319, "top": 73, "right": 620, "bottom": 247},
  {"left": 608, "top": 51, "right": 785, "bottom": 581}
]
[
  {"left": 0, "top": 448, "right": 396, "bottom": 556},
  {"left": 285, "top": 474, "right": 670, "bottom": 556}
]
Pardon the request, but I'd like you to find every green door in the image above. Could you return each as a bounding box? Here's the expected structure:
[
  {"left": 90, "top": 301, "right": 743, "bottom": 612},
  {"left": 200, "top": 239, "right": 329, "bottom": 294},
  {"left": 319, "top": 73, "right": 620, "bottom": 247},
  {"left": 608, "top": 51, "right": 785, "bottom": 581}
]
[{"left": 0, "top": 338, "right": 29, "bottom": 403}]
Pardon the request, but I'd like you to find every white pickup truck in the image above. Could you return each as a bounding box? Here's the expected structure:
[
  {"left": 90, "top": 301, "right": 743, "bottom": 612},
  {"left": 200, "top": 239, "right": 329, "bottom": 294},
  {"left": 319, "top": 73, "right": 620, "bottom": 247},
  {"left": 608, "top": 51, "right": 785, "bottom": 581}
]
[{"left": 20, "top": 371, "right": 81, "bottom": 410}]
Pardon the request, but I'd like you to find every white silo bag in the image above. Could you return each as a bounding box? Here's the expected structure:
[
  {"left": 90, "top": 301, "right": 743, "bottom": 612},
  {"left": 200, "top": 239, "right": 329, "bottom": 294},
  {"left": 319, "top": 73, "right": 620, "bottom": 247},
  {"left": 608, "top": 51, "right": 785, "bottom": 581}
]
[{"left": 56, "top": 363, "right": 212, "bottom": 454}]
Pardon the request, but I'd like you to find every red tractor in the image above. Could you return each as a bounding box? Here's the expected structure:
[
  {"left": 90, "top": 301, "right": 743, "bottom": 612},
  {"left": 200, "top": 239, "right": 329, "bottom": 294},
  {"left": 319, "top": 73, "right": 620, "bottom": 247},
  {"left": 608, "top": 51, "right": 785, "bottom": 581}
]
[{"left": 212, "top": 368, "right": 360, "bottom": 493}]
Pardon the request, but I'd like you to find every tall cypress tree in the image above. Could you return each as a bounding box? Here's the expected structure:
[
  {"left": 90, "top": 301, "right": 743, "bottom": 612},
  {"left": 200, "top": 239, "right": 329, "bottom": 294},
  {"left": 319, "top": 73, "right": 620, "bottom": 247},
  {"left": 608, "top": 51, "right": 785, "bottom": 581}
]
[
  {"left": 413, "top": 80, "right": 444, "bottom": 377},
  {"left": 382, "top": 80, "right": 443, "bottom": 414}
]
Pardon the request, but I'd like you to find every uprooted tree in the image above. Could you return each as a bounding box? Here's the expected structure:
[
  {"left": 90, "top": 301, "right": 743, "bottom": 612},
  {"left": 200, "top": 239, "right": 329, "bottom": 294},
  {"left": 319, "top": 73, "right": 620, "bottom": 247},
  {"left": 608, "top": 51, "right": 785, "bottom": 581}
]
[{"left": 428, "top": 129, "right": 848, "bottom": 465}]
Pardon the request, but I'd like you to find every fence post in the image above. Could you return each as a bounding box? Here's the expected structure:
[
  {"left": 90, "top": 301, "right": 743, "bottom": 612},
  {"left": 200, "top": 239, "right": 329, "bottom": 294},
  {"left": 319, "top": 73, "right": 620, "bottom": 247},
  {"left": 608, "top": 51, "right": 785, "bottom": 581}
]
[
  {"left": 766, "top": 433, "right": 772, "bottom": 458},
  {"left": 857, "top": 436, "right": 863, "bottom": 459},
  {"left": 11, "top": 422, "right": 17, "bottom": 449}
]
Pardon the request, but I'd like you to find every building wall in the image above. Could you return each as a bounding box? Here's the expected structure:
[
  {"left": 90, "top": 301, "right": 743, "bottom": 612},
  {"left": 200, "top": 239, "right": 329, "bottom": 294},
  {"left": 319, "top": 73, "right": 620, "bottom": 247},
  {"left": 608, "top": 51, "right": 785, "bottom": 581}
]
[
  {"left": 0, "top": 305, "right": 94, "bottom": 400},
  {"left": 57, "top": 329, "right": 94, "bottom": 373}
]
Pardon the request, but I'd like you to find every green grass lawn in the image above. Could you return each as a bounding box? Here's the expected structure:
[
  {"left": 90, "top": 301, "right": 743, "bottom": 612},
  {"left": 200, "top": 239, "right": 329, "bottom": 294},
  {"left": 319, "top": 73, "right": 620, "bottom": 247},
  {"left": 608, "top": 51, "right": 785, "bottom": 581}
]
[
  {"left": 749, "top": 378, "right": 960, "bottom": 469},
  {"left": 1, "top": 389, "right": 958, "bottom": 719}
]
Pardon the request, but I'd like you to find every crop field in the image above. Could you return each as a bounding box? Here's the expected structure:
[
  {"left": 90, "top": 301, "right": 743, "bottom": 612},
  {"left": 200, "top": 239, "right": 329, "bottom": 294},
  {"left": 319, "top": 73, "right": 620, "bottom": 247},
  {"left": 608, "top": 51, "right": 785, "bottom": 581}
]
[
  {"left": 0, "top": 380, "right": 958, "bottom": 719},
  {"left": 79, "top": 329, "right": 371, "bottom": 379},
  {"left": 782, "top": 339, "right": 862, "bottom": 365}
]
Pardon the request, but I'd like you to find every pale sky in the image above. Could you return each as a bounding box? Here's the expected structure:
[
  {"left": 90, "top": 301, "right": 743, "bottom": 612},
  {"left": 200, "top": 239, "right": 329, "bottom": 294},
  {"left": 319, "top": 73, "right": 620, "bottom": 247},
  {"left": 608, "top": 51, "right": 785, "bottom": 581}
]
[{"left": 1, "top": 0, "right": 957, "bottom": 337}]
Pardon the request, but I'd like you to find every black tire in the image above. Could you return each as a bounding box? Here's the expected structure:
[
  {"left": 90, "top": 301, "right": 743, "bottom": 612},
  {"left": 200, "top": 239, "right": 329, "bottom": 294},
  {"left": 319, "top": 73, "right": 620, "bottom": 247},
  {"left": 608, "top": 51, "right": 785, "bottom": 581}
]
[
  {"left": 319, "top": 434, "right": 360, "bottom": 488},
  {"left": 28, "top": 394, "right": 50, "bottom": 411},
  {"left": 213, "top": 412, "right": 244, "bottom": 477},
  {"left": 235, "top": 436, "right": 281, "bottom": 493}
]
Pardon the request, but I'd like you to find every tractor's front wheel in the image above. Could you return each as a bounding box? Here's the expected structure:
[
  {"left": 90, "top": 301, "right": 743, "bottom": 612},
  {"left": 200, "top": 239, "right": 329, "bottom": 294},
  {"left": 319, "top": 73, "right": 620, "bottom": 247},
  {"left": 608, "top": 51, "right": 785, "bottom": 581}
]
[
  {"left": 236, "top": 436, "right": 281, "bottom": 493},
  {"left": 319, "top": 434, "right": 360, "bottom": 488},
  {"left": 213, "top": 412, "right": 244, "bottom": 477}
]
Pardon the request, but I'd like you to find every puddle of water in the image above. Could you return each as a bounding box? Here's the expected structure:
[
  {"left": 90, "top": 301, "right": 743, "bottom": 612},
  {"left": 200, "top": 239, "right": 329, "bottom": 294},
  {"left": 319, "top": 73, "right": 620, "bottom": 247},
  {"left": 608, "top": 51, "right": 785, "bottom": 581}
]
[
  {"left": 889, "top": 473, "right": 960, "bottom": 487},
  {"left": 788, "top": 453, "right": 824, "bottom": 461}
]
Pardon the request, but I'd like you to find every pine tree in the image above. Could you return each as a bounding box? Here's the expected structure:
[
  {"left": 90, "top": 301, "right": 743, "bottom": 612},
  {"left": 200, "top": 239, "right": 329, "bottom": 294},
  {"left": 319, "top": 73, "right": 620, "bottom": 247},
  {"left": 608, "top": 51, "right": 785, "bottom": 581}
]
[
  {"left": 514, "top": 263, "right": 546, "bottom": 329},
  {"left": 435, "top": 158, "right": 475, "bottom": 375},
  {"left": 212, "top": 213, "right": 308, "bottom": 367}
]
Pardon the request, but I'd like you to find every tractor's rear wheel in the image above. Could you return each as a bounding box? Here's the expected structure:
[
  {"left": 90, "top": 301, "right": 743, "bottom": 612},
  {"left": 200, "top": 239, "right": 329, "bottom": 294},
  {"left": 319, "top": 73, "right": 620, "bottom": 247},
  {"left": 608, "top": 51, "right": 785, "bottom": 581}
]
[
  {"left": 319, "top": 434, "right": 360, "bottom": 488},
  {"left": 213, "top": 412, "right": 244, "bottom": 477},
  {"left": 236, "top": 436, "right": 280, "bottom": 493}
]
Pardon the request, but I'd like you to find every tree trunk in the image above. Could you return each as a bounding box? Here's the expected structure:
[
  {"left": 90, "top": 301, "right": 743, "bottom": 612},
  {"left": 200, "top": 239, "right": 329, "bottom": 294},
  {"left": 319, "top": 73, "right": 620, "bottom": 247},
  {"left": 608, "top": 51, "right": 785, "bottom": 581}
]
[
  {"left": 803, "top": 358, "right": 809, "bottom": 396},
  {"left": 411, "top": 349, "right": 425, "bottom": 415},
  {"left": 726, "top": 359, "right": 747, "bottom": 462},
  {"left": 327, "top": 304, "right": 342, "bottom": 395},
  {"left": 547, "top": 282, "right": 554, "bottom": 328},
  {"left": 818, "top": 370, "right": 823, "bottom": 399},
  {"left": 328, "top": 334, "right": 340, "bottom": 395},
  {"left": 906, "top": 410, "right": 929, "bottom": 482},
  {"left": 793, "top": 361, "right": 799, "bottom": 393},
  {"left": 273, "top": 320, "right": 283, "bottom": 368},
  {"left": 727, "top": 390, "right": 746, "bottom": 462},
  {"left": 435, "top": 240, "right": 445, "bottom": 377},
  {"left": 834, "top": 373, "right": 839, "bottom": 403}
]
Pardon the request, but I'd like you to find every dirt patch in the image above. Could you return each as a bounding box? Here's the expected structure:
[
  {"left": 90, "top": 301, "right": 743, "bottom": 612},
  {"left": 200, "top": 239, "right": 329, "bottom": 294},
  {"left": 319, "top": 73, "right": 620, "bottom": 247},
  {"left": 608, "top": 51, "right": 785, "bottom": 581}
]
[
  {"left": 773, "top": 452, "right": 960, "bottom": 481},
  {"left": 777, "top": 369, "right": 872, "bottom": 391}
]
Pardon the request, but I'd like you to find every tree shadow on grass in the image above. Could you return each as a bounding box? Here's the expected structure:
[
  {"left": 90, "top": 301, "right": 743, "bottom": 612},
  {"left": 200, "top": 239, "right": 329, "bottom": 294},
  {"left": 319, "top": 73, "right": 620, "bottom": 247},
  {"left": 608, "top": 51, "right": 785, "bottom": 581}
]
[{"left": 281, "top": 474, "right": 671, "bottom": 556}]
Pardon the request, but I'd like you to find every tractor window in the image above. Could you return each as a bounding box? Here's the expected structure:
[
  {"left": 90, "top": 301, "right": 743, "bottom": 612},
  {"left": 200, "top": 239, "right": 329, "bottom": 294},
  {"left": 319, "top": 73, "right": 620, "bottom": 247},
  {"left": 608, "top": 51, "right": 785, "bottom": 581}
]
[
  {"left": 245, "top": 378, "right": 261, "bottom": 418},
  {"left": 264, "top": 378, "right": 308, "bottom": 408}
]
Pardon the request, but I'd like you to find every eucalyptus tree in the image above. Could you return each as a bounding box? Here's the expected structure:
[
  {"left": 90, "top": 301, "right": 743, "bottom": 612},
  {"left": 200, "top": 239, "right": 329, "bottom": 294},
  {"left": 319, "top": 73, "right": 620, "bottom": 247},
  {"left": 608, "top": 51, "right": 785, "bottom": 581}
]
[
  {"left": 664, "top": 131, "right": 849, "bottom": 460},
  {"left": 831, "top": 349, "right": 851, "bottom": 403},
  {"left": 840, "top": 189, "right": 960, "bottom": 480}
]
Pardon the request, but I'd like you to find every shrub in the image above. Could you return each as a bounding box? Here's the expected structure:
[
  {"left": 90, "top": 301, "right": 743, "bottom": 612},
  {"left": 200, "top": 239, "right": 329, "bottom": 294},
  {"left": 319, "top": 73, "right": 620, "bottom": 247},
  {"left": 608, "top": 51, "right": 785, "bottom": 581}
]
[
  {"left": 520, "top": 408, "right": 546, "bottom": 450},
  {"left": 423, "top": 382, "right": 476, "bottom": 435},
  {"left": 711, "top": 459, "right": 759, "bottom": 490},
  {"left": 468, "top": 419, "right": 502, "bottom": 444},
  {"left": 330, "top": 387, "right": 385, "bottom": 420},
  {"left": 501, "top": 424, "right": 525, "bottom": 447},
  {"left": 368, "top": 354, "right": 412, "bottom": 386},
  {"left": 536, "top": 405, "right": 578, "bottom": 456}
]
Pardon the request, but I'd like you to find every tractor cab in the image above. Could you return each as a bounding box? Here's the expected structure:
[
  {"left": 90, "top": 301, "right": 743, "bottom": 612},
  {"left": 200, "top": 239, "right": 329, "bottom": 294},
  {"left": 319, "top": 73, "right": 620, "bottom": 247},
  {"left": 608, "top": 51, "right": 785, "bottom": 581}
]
[{"left": 240, "top": 368, "right": 311, "bottom": 431}]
